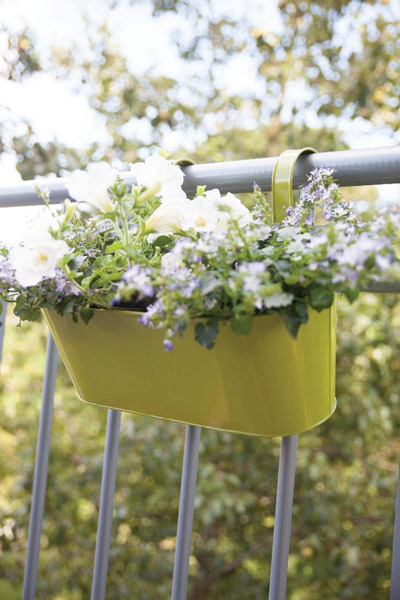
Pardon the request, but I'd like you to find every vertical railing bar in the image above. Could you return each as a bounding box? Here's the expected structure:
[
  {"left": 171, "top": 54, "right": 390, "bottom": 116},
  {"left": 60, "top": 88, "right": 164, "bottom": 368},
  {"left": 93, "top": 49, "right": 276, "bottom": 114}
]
[
  {"left": 269, "top": 434, "right": 298, "bottom": 600},
  {"left": 90, "top": 408, "right": 121, "bottom": 600},
  {"left": 390, "top": 448, "right": 400, "bottom": 599},
  {"left": 171, "top": 424, "right": 201, "bottom": 600},
  {"left": 22, "top": 334, "right": 58, "bottom": 600}
]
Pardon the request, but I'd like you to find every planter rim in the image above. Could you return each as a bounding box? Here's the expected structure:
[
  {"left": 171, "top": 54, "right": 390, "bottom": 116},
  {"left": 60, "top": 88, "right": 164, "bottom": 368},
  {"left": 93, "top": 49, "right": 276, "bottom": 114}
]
[
  {"left": 74, "top": 306, "right": 299, "bottom": 323},
  {"left": 76, "top": 392, "right": 337, "bottom": 438}
]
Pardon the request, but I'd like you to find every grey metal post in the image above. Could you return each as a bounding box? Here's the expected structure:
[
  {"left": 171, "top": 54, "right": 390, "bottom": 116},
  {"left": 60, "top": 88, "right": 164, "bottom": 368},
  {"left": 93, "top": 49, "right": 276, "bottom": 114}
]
[
  {"left": 269, "top": 434, "right": 298, "bottom": 600},
  {"left": 90, "top": 409, "right": 121, "bottom": 600},
  {"left": 171, "top": 425, "right": 201, "bottom": 600},
  {"left": 22, "top": 334, "right": 58, "bottom": 600},
  {"left": 391, "top": 449, "right": 400, "bottom": 599}
]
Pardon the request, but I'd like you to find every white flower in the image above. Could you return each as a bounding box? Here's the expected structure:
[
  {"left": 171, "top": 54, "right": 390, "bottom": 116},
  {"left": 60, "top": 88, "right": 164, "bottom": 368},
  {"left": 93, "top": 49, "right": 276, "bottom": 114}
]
[
  {"left": 286, "top": 239, "right": 305, "bottom": 254},
  {"left": 181, "top": 196, "right": 220, "bottom": 232},
  {"left": 161, "top": 252, "right": 185, "bottom": 272},
  {"left": 217, "top": 192, "right": 253, "bottom": 228},
  {"left": 18, "top": 209, "right": 60, "bottom": 247},
  {"left": 264, "top": 292, "right": 294, "bottom": 309},
  {"left": 277, "top": 226, "right": 300, "bottom": 240},
  {"left": 308, "top": 232, "right": 328, "bottom": 249},
  {"left": 256, "top": 225, "right": 273, "bottom": 240},
  {"left": 130, "top": 155, "right": 186, "bottom": 201},
  {"left": 67, "top": 163, "right": 117, "bottom": 212},
  {"left": 204, "top": 189, "right": 222, "bottom": 202},
  {"left": 145, "top": 197, "right": 191, "bottom": 234},
  {"left": 9, "top": 238, "right": 69, "bottom": 287}
]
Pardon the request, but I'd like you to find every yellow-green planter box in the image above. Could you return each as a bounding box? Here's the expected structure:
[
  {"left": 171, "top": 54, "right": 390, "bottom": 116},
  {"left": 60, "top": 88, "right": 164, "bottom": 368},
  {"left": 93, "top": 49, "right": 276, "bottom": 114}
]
[{"left": 43, "top": 304, "right": 336, "bottom": 437}]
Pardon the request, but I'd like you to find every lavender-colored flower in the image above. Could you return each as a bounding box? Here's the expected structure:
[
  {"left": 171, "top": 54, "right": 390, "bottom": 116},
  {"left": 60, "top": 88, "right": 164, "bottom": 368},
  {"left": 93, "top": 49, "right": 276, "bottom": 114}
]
[
  {"left": 238, "top": 262, "right": 266, "bottom": 295},
  {"left": 375, "top": 254, "right": 392, "bottom": 271},
  {"left": 163, "top": 339, "right": 174, "bottom": 352},
  {"left": 122, "top": 264, "right": 154, "bottom": 297},
  {"left": 138, "top": 300, "right": 164, "bottom": 328},
  {"left": 55, "top": 269, "right": 81, "bottom": 296},
  {"left": 0, "top": 257, "right": 15, "bottom": 288}
]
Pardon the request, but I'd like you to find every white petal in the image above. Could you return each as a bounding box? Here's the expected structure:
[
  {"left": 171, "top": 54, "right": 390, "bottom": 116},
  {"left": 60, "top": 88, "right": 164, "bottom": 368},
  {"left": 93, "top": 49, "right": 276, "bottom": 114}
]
[
  {"left": 67, "top": 163, "right": 116, "bottom": 212},
  {"left": 145, "top": 198, "right": 190, "bottom": 233}
]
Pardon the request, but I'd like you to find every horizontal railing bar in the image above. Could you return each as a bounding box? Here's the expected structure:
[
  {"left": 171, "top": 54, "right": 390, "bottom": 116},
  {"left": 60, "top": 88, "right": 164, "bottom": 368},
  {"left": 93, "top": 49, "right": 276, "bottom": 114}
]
[
  {"left": 184, "top": 146, "right": 400, "bottom": 195},
  {"left": 0, "top": 146, "right": 399, "bottom": 207},
  {"left": 363, "top": 282, "right": 400, "bottom": 294}
]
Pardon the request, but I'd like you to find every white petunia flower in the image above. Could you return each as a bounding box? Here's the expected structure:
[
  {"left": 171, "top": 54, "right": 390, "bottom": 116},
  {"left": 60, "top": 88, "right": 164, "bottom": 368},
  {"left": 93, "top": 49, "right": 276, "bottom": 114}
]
[
  {"left": 18, "top": 209, "right": 60, "bottom": 247},
  {"left": 217, "top": 192, "right": 253, "bottom": 228},
  {"left": 67, "top": 163, "right": 117, "bottom": 212},
  {"left": 145, "top": 197, "right": 191, "bottom": 234},
  {"left": 130, "top": 155, "right": 186, "bottom": 201},
  {"left": 181, "top": 196, "right": 220, "bottom": 232},
  {"left": 9, "top": 238, "right": 69, "bottom": 288}
]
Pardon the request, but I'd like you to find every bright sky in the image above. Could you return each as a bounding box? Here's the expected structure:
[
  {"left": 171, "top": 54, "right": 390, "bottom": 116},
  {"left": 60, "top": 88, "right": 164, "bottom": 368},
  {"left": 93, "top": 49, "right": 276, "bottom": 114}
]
[{"left": 0, "top": 0, "right": 399, "bottom": 244}]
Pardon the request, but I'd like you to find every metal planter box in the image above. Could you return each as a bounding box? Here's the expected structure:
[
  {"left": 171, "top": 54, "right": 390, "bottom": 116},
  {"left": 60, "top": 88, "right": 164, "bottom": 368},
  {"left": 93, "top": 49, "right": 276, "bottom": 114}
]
[{"left": 43, "top": 305, "right": 336, "bottom": 437}]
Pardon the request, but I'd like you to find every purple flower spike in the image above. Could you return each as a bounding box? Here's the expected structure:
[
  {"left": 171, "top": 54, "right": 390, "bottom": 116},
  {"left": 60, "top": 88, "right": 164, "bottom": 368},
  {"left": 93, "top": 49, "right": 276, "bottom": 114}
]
[{"left": 163, "top": 339, "right": 174, "bottom": 352}]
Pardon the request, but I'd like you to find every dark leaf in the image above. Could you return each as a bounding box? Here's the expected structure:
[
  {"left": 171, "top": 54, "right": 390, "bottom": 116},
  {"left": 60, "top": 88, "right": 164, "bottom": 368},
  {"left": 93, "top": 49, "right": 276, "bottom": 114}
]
[
  {"left": 343, "top": 286, "right": 360, "bottom": 303},
  {"left": 194, "top": 319, "right": 219, "bottom": 349},
  {"left": 309, "top": 284, "right": 334, "bottom": 311},
  {"left": 278, "top": 301, "right": 308, "bottom": 339},
  {"left": 80, "top": 307, "right": 94, "bottom": 324}
]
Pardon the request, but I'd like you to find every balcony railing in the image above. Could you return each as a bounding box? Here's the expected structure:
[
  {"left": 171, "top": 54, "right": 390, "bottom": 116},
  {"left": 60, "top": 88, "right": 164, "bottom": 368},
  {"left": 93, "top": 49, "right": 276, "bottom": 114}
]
[{"left": 1, "top": 145, "right": 400, "bottom": 600}]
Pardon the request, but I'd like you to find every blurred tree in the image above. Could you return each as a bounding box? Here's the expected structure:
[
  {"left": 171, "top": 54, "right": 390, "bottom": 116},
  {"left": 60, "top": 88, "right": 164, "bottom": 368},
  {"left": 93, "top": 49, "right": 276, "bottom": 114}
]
[{"left": 2, "top": 0, "right": 400, "bottom": 176}]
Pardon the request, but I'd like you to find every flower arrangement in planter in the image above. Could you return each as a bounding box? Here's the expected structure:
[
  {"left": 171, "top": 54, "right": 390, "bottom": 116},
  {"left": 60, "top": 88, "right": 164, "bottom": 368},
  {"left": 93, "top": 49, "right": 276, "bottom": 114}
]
[{"left": 0, "top": 149, "right": 398, "bottom": 436}]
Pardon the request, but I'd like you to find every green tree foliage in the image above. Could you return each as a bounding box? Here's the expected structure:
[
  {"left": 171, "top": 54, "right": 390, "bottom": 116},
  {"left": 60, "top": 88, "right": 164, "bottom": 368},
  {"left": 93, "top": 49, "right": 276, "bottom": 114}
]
[
  {"left": 1, "top": 1, "right": 400, "bottom": 598},
  {"left": 1, "top": 296, "right": 399, "bottom": 599}
]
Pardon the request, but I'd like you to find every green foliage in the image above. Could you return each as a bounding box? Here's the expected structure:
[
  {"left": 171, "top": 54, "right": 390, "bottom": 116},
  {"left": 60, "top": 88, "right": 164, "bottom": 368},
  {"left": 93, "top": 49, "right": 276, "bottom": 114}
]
[
  {"left": 1, "top": 294, "right": 400, "bottom": 599},
  {"left": 2, "top": 1, "right": 400, "bottom": 175}
]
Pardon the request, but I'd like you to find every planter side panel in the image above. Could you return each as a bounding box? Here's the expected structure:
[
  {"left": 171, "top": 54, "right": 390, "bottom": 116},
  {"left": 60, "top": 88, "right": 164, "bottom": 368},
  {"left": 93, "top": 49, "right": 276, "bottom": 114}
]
[{"left": 43, "top": 308, "right": 336, "bottom": 437}]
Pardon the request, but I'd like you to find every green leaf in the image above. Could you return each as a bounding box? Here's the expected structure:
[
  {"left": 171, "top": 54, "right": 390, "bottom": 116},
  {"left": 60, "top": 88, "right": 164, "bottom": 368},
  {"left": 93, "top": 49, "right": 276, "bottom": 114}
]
[
  {"left": 80, "top": 307, "right": 94, "bottom": 324},
  {"left": 284, "top": 273, "right": 300, "bottom": 285},
  {"left": 14, "top": 305, "right": 42, "bottom": 322},
  {"left": 106, "top": 240, "right": 124, "bottom": 253},
  {"left": 278, "top": 301, "right": 308, "bottom": 339},
  {"left": 152, "top": 235, "right": 172, "bottom": 249},
  {"left": 308, "top": 284, "right": 334, "bottom": 311},
  {"left": 92, "top": 273, "right": 122, "bottom": 288},
  {"left": 343, "top": 286, "right": 360, "bottom": 303},
  {"left": 230, "top": 314, "right": 253, "bottom": 335},
  {"left": 194, "top": 319, "right": 219, "bottom": 349}
]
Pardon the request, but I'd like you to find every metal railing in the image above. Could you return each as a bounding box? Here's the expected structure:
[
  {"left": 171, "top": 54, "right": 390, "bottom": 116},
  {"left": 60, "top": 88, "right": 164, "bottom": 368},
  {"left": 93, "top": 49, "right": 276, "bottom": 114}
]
[{"left": 1, "top": 145, "right": 400, "bottom": 600}]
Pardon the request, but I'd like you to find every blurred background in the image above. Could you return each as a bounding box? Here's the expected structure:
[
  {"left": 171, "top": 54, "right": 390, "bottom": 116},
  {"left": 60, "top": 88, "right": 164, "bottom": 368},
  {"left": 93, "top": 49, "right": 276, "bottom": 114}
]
[{"left": 1, "top": 0, "right": 400, "bottom": 598}]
